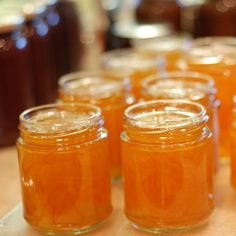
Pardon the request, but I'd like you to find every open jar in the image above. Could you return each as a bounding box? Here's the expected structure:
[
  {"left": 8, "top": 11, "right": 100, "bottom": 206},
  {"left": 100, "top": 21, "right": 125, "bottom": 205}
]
[
  {"left": 141, "top": 71, "right": 219, "bottom": 170},
  {"left": 59, "top": 70, "right": 134, "bottom": 181},
  {"left": 17, "top": 103, "right": 112, "bottom": 234},
  {"left": 121, "top": 100, "right": 214, "bottom": 233}
]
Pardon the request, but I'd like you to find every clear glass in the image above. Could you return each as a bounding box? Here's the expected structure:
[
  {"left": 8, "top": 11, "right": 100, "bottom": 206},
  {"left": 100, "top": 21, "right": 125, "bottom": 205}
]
[
  {"left": 132, "top": 33, "right": 192, "bottom": 71},
  {"left": 59, "top": 70, "right": 134, "bottom": 181},
  {"left": 100, "top": 49, "right": 158, "bottom": 98},
  {"left": 17, "top": 103, "right": 112, "bottom": 235},
  {"left": 182, "top": 36, "right": 236, "bottom": 160},
  {"left": 141, "top": 71, "right": 219, "bottom": 170},
  {"left": 121, "top": 100, "right": 214, "bottom": 233}
]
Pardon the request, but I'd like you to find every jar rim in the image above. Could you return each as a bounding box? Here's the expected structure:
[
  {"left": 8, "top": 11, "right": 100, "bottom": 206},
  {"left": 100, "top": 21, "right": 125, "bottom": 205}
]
[
  {"left": 59, "top": 70, "right": 126, "bottom": 99},
  {"left": 187, "top": 37, "right": 236, "bottom": 64},
  {"left": 101, "top": 49, "right": 157, "bottom": 70},
  {"left": 124, "top": 100, "right": 207, "bottom": 130},
  {"left": 141, "top": 71, "right": 216, "bottom": 99},
  {"left": 19, "top": 103, "right": 102, "bottom": 134},
  {"left": 132, "top": 32, "right": 192, "bottom": 52}
]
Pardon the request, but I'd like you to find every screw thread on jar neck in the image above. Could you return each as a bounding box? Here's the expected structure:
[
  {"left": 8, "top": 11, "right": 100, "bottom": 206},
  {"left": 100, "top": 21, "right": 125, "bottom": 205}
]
[
  {"left": 123, "top": 100, "right": 210, "bottom": 146},
  {"left": 18, "top": 103, "right": 104, "bottom": 147}
]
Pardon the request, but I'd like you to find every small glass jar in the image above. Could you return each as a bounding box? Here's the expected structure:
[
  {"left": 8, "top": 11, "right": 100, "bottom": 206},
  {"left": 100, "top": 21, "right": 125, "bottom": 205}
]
[
  {"left": 59, "top": 70, "right": 134, "bottom": 181},
  {"left": 17, "top": 103, "right": 112, "bottom": 234},
  {"left": 141, "top": 71, "right": 219, "bottom": 169},
  {"left": 121, "top": 100, "right": 214, "bottom": 233},
  {"left": 132, "top": 34, "right": 192, "bottom": 72},
  {"left": 182, "top": 37, "right": 236, "bottom": 160},
  {"left": 101, "top": 49, "right": 158, "bottom": 99},
  {"left": 0, "top": 9, "right": 35, "bottom": 146}
]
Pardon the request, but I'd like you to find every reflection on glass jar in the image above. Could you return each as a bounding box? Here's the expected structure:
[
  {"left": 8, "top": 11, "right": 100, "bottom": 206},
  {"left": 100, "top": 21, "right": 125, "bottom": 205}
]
[
  {"left": 59, "top": 70, "right": 134, "bottom": 181},
  {"left": 121, "top": 100, "right": 214, "bottom": 233},
  {"left": 183, "top": 37, "right": 236, "bottom": 160},
  {"left": 141, "top": 71, "right": 219, "bottom": 170},
  {"left": 17, "top": 103, "right": 112, "bottom": 234},
  {"left": 0, "top": 9, "right": 35, "bottom": 147}
]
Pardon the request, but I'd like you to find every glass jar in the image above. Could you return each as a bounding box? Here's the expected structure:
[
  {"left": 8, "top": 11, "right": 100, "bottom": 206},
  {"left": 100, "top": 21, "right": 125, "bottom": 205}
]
[
  {"left": 59, "top": 70, "right": 134, "bottom": 181},
  {"left": 101, "top": 49, "right": 158, "bottom": 99},
  {"left": 121, "top": 100, "right": 214, "bottom": 233},
  {"left": 194, "top": 0, "right": 236, "bottom": 37},
  {"left": 0, "top": 9, "right": 35, "bottom": 146},
  {"left": 141, "top": 71, "right": 219, "bottom": 169},
  {"left": 17, "top": 103, "right": 112, "bottom": 234},
  {"left": 42, "top": 0, "right": 69, "bottom": 78},
  {"left": 132, "top": 33, "right": 192, "bottom": 71},
  {"left": 136, "top": 0, "right": 181, "bottom": 32},
  {"left": 22, "top": 2, "right": 58, "bottom": 104},
  {"left": 106, "top": 21, "right": 173, "bottom": 51},
  {"left": 56, "top": 0, "right": 82, "bottom": 71},
  {"left": 182, "top": 37, "right": 236, "bottom": 160}
]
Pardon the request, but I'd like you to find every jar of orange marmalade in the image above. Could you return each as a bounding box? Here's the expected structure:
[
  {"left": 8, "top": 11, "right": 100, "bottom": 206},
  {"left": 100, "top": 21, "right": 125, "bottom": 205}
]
[
  {"left": 132, "top": 34, "right": 192, "bottom": 72},
  {"left": 101, "top": 49, "right": 158, "bottom": 99},
  {"left": 141, "top": 71, "right": 219, "bottom": 170},
  {"left": 59, "top": 70, "right": 134, "bottom": 181},
  {"left": 181, "top": 37, "right": 236, "bottom": 160},
  {"left": 17, "top": 103, "right": 112, "bottom": 234},
  {"left": 121, "top": 100, "right": 214, "bottom": 233}
]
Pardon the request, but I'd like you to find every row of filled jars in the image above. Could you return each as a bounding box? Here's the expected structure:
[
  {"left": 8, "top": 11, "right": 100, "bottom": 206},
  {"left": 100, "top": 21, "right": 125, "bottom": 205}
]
[
  {"left": 0, "top": 0, "right": 81, "bottom": 146},
  {"left": 16, "top": 35, "right": 236, "bottom": 234}
]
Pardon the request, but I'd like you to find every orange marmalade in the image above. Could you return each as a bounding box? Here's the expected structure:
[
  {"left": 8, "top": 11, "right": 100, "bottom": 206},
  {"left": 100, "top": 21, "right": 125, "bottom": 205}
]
[
  {"left": 182, "top": 37, "right": 236, "bottom": 160},
  {"left": 101, "top": 49, "right": 158, "bottom": 98},
  {"left": 133, "top": 34, "right": 192, "bottom": 72},
  {"left": 141, "top": 71, "right": 219, "bottom": 170},
  {"left": 230, "top": 96, "right": 236, "bottom": 189},
  {"left": 59, "top": 71, "right": 134, "bottom": 181},
  {"left": 121, "top": 100, "right": 214, "bottom": 233},
  {"left": 17, "top": 103, "right": 112, "bottom": 234}
]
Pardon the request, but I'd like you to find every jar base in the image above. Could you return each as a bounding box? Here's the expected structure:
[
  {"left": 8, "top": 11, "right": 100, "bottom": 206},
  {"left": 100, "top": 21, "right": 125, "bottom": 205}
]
[
  {"left": 27, "top": 216, "right": 110, "bottom": 235},
  {"left": 129, "top": 217, "right": 210, "bottom": 234}
]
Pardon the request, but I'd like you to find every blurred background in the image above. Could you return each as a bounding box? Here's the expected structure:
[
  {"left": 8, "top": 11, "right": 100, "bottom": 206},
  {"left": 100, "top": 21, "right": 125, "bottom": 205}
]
[{"left": 1, "top": 0, "right": 236, "bottom": 147}]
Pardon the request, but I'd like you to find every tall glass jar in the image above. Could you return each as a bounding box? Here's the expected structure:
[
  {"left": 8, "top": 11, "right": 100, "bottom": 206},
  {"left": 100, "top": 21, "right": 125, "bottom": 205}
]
[
  {"left": 182, "top": 37, "right": 236, "bottom": 160},
  {"left": 141, "top": 71, "right": 219, "bottom": 169},
  {"left": 17, "top": 103, "right": 112, "bottom": 234},
  {"left": 42, "top": 0, "right": 69, "bottom": 78},
  {"left": 56, "top": 0, "right": 82, "bottom": 71},
  {"left": 23, "top": 2, "right": 58, "bottom": 104},
  {"left": 194, "top": 0, "right": 236, "bottom": 37},
  {"left": 136, "top": 0, "right": 181, "bottom": 31},
  {"left": 101, "top": 49, "right": 158, "bottom": 99},
  {"left": 59, "top": 70, "right": 134, "bottom": 181},
  {"left": 0, "top": 9, "right": 35, "bottom": 146},
  {"left": 121, "top": 100, "right": 214, "bottom": 233}
]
